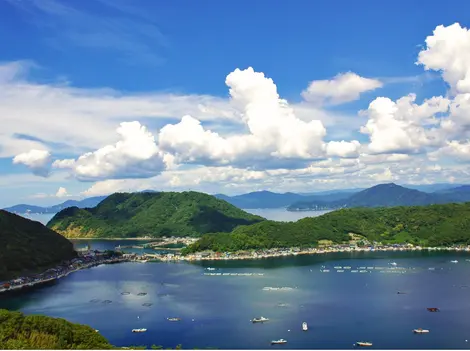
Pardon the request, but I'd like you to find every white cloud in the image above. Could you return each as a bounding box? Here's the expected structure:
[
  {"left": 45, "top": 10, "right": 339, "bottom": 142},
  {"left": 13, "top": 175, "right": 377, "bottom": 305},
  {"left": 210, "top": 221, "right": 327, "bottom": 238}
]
[
  {"left": 52, "top": 121, "right": 173, "bottom": 181},
  {"left": 428, "top": 140, "right": 470, "bottom": 162},
  {"left": 0, "top": 61, "right": 238, "bottom": 159},
  {"left": 12, "top": 149, "right": 51, "bottom": 177},
  {"left": 325, "top": 140, "right": 361, "bottom": 158},
  {"left": 360, "top": 94, "right": 449, "bottom": 154},
  {"left": 55, "top": 187, "right": 69, "bottom": 198},
  {"left": 159, "top": 67, "right": 360, "bottom": 169},
  {"left": 301, "top": 72, "right": 383, "bottom": 106},
  {"left": 417, "top": 23, "right": 470, "bottom": 94}
]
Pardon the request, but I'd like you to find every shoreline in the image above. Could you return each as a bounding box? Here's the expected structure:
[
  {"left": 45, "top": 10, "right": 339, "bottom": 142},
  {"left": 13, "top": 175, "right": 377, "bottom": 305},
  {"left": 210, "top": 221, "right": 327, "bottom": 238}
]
[
  {"left": 67, "top": 237, "right": 155, "bottom": 241},
  {"left": 133, "top": 244, "right": 470, "bottom": 263},
  {"left": 0, "top": 256, "right": 129, "bottom": 294}
]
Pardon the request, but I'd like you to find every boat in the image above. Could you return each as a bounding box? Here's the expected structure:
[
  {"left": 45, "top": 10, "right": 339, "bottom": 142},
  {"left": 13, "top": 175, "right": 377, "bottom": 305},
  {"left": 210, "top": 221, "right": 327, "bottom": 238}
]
[
  {"left": 356, "top": 341, "right": 373, "bottom": 347},
  {"left": 251, "top": 316, "right": 269, "bottom": 323},
  {"left": 302, "top": 322, "right": 308, "bottom": 331},
  {"left": 167, "top": 317, "right": 181, "bottom": 322},
  {"left": 427, "top": 307, "right": 440, "bottom": 312},
  {"left": 131, "top": 328, "right": 147, "bottom": 333},
  {"left": 413, "top": 328, "right": 430, "bottom": 334},
  {"left": 451, "top": 260, "right": 458, "bottom": 263},
  {"left": 271, "top": 339, "right": 287, "bottom": 345}
]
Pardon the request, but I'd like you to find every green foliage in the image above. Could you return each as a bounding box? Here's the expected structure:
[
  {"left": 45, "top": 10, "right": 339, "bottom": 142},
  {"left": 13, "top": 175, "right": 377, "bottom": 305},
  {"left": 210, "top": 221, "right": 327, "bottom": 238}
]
[
  {"left": 47, "top": 192, "right": 264, "bottom": 239},
  {"left": 0, "top": 309, "right": 113, "bottom": 349},
  {"left": 0, "top": 210, "right": 77, "bottom": 281},
  {"left": 183, "top": 202, "right": 470, "bottom": 252}
]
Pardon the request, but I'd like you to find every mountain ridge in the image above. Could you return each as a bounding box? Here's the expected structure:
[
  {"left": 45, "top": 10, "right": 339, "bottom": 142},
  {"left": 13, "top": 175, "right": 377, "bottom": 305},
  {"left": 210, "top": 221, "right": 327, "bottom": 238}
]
[
  {"left": 287, "top": 183, "right": 469, "bottom": 211},
  {"left": 47, "top": 191, "right": 265, "bottom": 238},
  {"left": 0, "top": 210, "right": 77, "bottom": 281}
]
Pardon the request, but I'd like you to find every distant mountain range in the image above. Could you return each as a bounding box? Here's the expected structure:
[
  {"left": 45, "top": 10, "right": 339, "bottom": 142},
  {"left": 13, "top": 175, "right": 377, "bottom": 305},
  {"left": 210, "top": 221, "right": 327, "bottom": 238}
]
[
  {"left": 3, "top": 183, "right": 468, "bottom": 214},
  {"left": 287, "top": 183, "right": 470, "bottom": 211},
  {"left": 3, "top": 196, "right": 108, "bottom": 214}
]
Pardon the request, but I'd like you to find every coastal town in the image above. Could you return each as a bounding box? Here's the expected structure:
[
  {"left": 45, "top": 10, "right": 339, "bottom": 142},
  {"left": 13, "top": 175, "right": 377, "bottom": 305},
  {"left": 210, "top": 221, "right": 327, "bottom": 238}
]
[{"left": 2, "top": 237, "right": 470, "bottom": 294}]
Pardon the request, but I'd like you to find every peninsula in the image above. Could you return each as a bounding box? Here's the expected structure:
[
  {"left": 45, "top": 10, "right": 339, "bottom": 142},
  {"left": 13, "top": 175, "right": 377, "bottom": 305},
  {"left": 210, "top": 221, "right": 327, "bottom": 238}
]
[
  {"left": 47, "top": 191, "right": 264, "bottom": 238},
  {"left": 183, "top": 202, "right": 470, "bottom": 253}
]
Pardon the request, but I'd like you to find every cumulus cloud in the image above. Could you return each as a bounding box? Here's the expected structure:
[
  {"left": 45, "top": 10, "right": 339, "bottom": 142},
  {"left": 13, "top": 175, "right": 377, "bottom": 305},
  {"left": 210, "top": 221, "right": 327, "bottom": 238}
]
[
  {"left": 360, "top": 94, "right": 449, "bottom": 154},
  {"left": 159, "top": 67, "right": 359, "bottom": 169},
  {"left": 12, "top": 149, "right": 51, "bottom": 177},
  {"left": 52, "top": 121, "right": 173, "bottom": 181},
  {"left": 301, "top": 72, "right": 383, "bottom": 106}
]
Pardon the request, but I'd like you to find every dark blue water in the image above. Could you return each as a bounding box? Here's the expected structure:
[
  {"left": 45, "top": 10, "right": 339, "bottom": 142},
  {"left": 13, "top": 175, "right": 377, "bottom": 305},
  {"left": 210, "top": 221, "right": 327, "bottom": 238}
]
[{"left": 2, "top": 251, "right": 470, "bottom": 349}]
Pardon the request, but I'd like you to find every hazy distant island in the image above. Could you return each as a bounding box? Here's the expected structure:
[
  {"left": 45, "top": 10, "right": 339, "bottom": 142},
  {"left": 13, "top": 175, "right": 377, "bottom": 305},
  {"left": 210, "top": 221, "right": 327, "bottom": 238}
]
[{"left": 286, "top": 183, "right": 470, "bottom": 211}]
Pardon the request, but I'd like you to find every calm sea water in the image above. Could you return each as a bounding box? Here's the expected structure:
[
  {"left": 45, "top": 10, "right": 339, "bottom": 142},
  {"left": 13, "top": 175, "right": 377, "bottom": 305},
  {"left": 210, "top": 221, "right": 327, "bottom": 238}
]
[{"left": 1, "top": 251, "right": 470, "bottom": 349}]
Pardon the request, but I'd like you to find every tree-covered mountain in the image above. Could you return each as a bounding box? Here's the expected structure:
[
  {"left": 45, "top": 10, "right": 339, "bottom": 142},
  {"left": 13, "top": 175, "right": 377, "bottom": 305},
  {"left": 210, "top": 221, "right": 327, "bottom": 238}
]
[
  {"left": 287, "top": 183, "right": 469, "bottom": 211},
  {"left": 47, "top": 191, "right": 265, "bottom": 239},
  {"left": 0, "top": 309, "right": 113, "bottom": 349},
  {"left": 3, "top": 196, "right": 107, "bottom": 214},
  {"left": 183, "top": 202, "right": 470, "bottom": 253},
  {"left": 0, "top": 210, "right": 76, "bottom": 281}
]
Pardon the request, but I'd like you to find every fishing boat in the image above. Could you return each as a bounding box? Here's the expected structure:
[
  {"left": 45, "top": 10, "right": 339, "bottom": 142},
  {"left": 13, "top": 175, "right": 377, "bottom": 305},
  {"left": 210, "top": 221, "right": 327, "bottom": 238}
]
[
  {"left": 167, "top": 317, "right": 181, "bottom": 322},
  {"left": 131, "top": 328, "right": 147, "bottom": 333},
  {"left": 413, "top": 328, "right": 430, "bottom": 334},
  {"left": 427, "top": 307, "right": 440, "bottom": 312},
  {"left": 302, "top": 322, "right": 308, "bottom": 331},
  {"left": 356, "top": 341, "right": 373, "bottom": 347},
  {"left": 251, "top": 316, "right": 269, "bottom": 323},
  {"left": 271, "top": 339, "right": 287, "bottom": 345}
]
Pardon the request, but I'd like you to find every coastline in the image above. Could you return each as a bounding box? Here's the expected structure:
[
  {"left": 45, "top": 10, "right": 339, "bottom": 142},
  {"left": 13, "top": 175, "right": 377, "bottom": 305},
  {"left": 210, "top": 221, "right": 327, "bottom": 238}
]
[
  {"left": 67, "top": 237, "right": 155, "bottom": 241},
  {"left": 132, "top": 244, "right": 470, "bottom": 262},
  {"left": 0, "top": 256, "right": 129, "bottom": 294}
]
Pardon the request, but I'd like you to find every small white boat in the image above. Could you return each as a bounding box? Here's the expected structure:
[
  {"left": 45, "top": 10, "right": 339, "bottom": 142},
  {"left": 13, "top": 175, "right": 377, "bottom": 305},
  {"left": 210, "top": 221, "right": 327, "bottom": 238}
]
[
  {"left": 252, "top": 316, "right": 269, "bottom": 323},
  {"left": 356, "top": 341, "right": 373, "bottom": 347},
  {"left": 302, "top": 322, "right": 308, "bottom": 331},
  {"left": 131, "top": 328, "right": 147, "bottom": 333},
  {"left": 390, "top": 262, "right": 397, "bottom": 266},
  {"left": 451, "top": 260, "right": 458, "bottom": 263},
  {"left": 271, "top": 339, "right": 287, "bottom": 345},
  {"left": 413, "top": 328, "right": 429, "bottom": 334},
  {"left": 167, "top": 317, "right": 181, "bottom": 322}
]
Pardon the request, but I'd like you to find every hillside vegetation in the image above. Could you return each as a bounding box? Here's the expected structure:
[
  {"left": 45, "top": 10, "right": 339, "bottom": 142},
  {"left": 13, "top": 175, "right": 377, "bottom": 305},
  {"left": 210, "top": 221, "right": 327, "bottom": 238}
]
[
  {"left": 0, "top": 309, "right": 113, "bottom": 349},
  {"left": 0, "top": 210, "right": 76, "bottom": 281},
  {"left": 287, "top": 183, "right": 465, "bottom": 211},
  {"left": 183, "top": 202, "right": 470, "bottom": 253},
  {"left": 47, "top": 191, "right": 265, "bottom": 238}
]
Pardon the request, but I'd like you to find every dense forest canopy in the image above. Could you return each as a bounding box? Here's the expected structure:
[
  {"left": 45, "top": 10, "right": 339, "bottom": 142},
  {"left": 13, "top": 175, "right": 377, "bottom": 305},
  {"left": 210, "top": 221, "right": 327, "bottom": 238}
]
[
  {"left": 0, "top": 309, "right": 113, "bottom": 349},
  {"left": 0, "top": 210, "right": 76, "bottom": 281},
  {"left": 47, "top": 191, "right": 264, "bottom": 238},
  {"left": 182, "top": 202, "right": 470, "bottom": 253}
]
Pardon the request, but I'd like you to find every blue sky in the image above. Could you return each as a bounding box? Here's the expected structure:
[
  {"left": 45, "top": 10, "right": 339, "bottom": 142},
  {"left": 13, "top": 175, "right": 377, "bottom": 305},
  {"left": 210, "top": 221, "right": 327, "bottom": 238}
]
[{"left": 1, "top": 0, "right": 470, "bottom": 208}]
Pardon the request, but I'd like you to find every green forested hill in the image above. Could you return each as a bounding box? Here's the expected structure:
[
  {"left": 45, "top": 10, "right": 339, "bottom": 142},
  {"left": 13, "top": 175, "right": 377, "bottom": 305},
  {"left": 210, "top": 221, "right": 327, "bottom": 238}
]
[
  {"left": 0, "top": 309, "right": 113, "bottom": 349},
  {"left": 183, "top": 202, "right": 470, "bottom": 253},
  {"left": 47, "top": 191, "right": 265, "bottom": 238},
  {"left": 0, "top": 210, "right": 76, "bottom": 281}
]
